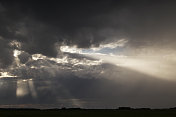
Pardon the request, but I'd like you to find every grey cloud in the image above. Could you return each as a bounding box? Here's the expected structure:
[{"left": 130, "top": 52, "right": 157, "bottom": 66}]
[
  {"left": 0, "top": 39, "right": 14, "bottom": 68},
  {"left": 11, "top": 53, "right": 103, "bottom": 79},
  {"left": 0, "top": 0, "right": 176, "bottom": 68},
  {"left": 1, "top": 0, "right": 176, "bottom": 108},
  {"left": 18, "top": 52, "right": 31, "bottom": 64}
]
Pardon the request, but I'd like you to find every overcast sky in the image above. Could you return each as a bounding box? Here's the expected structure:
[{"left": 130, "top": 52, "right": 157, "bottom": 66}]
[{"left": 0, "top": 0, "right": 176, "bottom": 109}]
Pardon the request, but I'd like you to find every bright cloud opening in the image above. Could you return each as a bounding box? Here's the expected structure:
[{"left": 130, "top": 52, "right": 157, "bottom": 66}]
[{"left": 60, "top": 40, "right": 176, "bottom": 81}]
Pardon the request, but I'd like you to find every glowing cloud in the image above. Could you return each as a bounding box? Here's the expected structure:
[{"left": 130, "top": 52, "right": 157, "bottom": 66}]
[
  {"left": 60, "top": 39, "right": 128, "bottom": 54},
  {"left": 0, "top": 72, "right": 17, "bottom": 78},
  {"left": 60, "top": 41, "right": 176, "bottom": 81}
]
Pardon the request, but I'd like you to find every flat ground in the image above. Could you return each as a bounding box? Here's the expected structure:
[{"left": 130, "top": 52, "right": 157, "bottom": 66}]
[{"left": 0, "top": 109, "right": 176, "bottom": 117}]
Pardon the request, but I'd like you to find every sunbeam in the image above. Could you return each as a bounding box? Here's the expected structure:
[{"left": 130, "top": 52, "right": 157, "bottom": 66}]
[
  {"left": 87, "top": 54, "right": 176, "bottom": 81},
  {"left": 60, "top": 44, "right": 176, "bottom": 81}
]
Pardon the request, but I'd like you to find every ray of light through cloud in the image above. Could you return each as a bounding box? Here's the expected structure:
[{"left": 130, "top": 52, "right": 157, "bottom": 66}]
[
  {"left": 16, "top": 78, "right": 37, "bottom": 98},
  {"left": 1, "top": 1, "right": 176, "bottom": 109},
  {"left": 60, "top": 39, "right": 176, "bottom": 81}
]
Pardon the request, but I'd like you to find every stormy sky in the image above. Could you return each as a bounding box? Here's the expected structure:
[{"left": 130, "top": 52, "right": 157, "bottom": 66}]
[{"left": 0, "top": 0, "right": 176, "bottom": 109}]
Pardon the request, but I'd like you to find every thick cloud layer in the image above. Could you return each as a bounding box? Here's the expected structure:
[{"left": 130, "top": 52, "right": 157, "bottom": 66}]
[
  {"left": 0, "top": 38, "right": 14, "bottom": 68},
  {"left": 1, "top": 0, "right": 176, "bottom": 68},
  {"left": 1, "top": 0, "right": 176, "bottom": 108}
]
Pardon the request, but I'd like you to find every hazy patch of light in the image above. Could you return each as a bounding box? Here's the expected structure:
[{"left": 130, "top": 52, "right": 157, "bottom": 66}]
[
  {"left": 72, "top": 59, "right": 102, "bottom": 66},
  {"left": 13, "top": 49, "right": 24, "bottom": 67},
  {"left": 9, "top": 40, "right": 22, "bottom": 49},
  {"left": 49, "top": 56, "right": 68, "bottom": 64},
  {"left": 13, "top": 49, "right": 21, "bottom": 57},
  {"left": 16, "top": 78, "right": 37, "bottom": 98},
  {"left": 60, "top": 42, "right": 176, "bottom": 81},
  {"left": 60, "top": 45, "right": 82, "bottom": 54},
  {"left": 60, "top": 39, "right": 128, "bottom": 54},
  {"left": 32, "top": 54, "right": 47, "bottom": 60},
  {"left": 89, "top": 54, "right": 176, "bottom": 81},
  {"left": 92, "top": 39, "right": 128, "bottom": 51},
  {"left": 16, "top": 79, "right": 29, "bottom": 97},
  {"left": 0, "top": 72, "right": 18, "bottom": 78},
  {"left": 28, "top": 79, "right": 37, "bottom": 98}
]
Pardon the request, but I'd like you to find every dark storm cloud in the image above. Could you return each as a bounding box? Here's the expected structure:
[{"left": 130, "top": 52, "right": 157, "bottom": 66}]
[
  {"left": 0, "top": 0, "right": 176, "bottom": 65},
  {"left": 18, "top": 51, "right": 31, "bottom": 64},
  {"left": 21, "top": 0, "right": 176, "bottom": 48},
  {"left": 1, "top": 0, "right": 176, "bottom": 108},
  {"left": 0, "top": 38, "right": 14, "bottom": 68}
]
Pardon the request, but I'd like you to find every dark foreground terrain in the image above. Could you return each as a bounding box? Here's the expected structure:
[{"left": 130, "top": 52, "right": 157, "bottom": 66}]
[{"left": 1, "top": 109, "right": 176, "bottom": 117}]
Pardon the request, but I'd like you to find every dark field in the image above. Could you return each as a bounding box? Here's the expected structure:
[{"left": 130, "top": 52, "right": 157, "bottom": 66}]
[{"left": 1, "top": 109, "right": 176, "bottom": 117}]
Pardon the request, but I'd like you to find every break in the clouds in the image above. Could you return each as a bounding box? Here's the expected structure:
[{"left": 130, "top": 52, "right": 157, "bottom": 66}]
[{"left": 1, "top": 0, "right": 176, "bottom": 108}]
